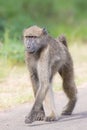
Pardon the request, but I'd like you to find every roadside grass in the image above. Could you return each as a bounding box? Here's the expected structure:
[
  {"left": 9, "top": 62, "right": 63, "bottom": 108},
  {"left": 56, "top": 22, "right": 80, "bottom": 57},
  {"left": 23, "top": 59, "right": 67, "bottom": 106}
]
[
  {"left": 0, "top": 66, "right": 34, "bottom": 110},
  {"left": 0, "top": 42, "right": 87, "bottom": 110},
  {"left": 70, "top": 42, "right": 87, "bottom": 86}
]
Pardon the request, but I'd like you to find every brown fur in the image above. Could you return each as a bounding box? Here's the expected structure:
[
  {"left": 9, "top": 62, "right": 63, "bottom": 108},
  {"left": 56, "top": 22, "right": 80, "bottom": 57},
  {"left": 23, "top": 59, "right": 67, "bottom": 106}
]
[{"left": 23, "top": 26, "right": 77, "bottom": 123}]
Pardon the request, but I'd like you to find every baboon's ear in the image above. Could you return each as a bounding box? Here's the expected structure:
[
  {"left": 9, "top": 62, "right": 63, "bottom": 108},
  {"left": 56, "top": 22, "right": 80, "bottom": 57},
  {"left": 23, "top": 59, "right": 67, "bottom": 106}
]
[{"left": 42, "top": 28, "right": 48, "bottom": 35}]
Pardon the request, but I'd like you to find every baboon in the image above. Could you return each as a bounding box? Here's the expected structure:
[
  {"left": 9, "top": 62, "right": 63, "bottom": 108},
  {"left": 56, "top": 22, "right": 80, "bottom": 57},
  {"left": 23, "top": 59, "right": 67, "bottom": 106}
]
[{"left": 23, "top": 25, "right": 77, "bottom": 123}]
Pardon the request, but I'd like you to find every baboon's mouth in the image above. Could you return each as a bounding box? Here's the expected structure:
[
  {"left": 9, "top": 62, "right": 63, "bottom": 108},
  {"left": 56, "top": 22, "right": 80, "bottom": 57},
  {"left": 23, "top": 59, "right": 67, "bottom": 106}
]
[
  {"left": 29, "top": 51, "right": 35, "bottom": 54},
  {"left": 25, "top": 49, "right": 35, "bottom": 54}
]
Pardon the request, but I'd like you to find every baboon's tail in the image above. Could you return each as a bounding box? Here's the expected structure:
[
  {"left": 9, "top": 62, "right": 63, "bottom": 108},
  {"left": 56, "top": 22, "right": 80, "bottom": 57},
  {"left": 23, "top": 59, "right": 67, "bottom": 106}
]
[{"left": 56, "top": 35, "right": 68, "bottom": 48}]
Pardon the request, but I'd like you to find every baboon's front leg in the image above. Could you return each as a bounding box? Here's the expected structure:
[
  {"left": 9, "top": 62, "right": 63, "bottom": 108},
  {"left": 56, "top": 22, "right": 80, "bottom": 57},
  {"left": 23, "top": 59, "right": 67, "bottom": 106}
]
[
  {"left": 25, "top": 80, "right": 49, "bottom": 124},
  {"left": 59, "top": 61, "right": 77, "bottom": 115},
  {"left": 30, "top": 70, "right": 45, "bottom": 114},
  {"left": 25, "top": 70, "right": 45, "bottom": 124},
  {"left": 25, "top": 61, "right": 50, "bottom": 123}
]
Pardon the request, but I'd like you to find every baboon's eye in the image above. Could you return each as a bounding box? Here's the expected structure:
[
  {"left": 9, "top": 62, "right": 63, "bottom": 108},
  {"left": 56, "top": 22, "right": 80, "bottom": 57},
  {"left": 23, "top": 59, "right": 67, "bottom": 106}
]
[{"left": 25, "top": 36, "right": 37, "bottom": 38}]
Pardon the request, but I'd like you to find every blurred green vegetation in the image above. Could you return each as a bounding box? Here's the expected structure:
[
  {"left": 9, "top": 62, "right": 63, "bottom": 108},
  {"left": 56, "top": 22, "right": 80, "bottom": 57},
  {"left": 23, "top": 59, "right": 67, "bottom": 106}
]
[
  {"left": 0, "top": 0, "right": 87, "bottom": 109},
  {"left": 0, "top": 0, "right": 87, "bottom": 65}
]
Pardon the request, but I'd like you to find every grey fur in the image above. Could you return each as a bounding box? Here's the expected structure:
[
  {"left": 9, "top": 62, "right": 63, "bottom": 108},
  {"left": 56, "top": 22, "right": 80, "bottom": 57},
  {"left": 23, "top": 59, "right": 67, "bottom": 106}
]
[{"left": 23, "top": 25, "right": 77, "bottom": 123}]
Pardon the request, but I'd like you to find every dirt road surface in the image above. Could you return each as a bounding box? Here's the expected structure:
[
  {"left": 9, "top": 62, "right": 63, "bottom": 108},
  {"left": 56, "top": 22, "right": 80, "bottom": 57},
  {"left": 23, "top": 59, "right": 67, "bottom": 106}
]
[{"left": 0, "top": 84, "right": 87, "bottom": 130}]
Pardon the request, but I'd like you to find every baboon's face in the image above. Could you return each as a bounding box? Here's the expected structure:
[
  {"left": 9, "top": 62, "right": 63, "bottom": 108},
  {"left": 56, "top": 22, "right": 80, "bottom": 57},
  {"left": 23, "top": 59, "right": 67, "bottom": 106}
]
[
  {"left": 24, "top": 36, "right": 41, "bottom": 53},
  {"left": 23, "top": 26, "right": 47, "bottom": 54}
]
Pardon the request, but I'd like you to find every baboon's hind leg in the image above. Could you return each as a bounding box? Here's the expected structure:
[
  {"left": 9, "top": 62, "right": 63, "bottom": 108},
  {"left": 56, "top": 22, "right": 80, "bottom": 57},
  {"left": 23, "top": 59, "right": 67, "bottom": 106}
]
[{"left": 59, "top": 63, "right": 77, "bottom": 115}]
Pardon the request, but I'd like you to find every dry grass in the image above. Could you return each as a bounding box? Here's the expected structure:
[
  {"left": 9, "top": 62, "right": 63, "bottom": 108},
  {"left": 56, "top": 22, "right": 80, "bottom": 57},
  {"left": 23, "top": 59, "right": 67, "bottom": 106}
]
[
  {"left": 0, "top": 43, "right": 87, "bottom": 110},
  {"left": 0, "top": 67, "right": 34, "bottom": 110},
  {"left": 70, "top": 43, "right": 87, "bottom": 85}
]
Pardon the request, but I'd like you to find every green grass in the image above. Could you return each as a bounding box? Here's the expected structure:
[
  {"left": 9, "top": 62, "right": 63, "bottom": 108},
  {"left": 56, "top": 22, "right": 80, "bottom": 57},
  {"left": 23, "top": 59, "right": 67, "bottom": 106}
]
[{"left": 0, "top": 41, "right": 24, "bottom": 66}]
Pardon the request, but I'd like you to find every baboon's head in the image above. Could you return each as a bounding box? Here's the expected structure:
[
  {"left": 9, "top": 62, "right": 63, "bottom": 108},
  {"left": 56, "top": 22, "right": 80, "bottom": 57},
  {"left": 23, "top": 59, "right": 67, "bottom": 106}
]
[{"left": 23, "top": 25, "right": 48, "bottom": 53}]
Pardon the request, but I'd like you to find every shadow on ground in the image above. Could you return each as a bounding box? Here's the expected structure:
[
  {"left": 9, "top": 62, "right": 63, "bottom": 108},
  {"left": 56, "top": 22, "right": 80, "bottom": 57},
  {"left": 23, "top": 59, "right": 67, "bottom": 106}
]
[{"left": 28, "top": 111, "right": 87, "bottom": 127}]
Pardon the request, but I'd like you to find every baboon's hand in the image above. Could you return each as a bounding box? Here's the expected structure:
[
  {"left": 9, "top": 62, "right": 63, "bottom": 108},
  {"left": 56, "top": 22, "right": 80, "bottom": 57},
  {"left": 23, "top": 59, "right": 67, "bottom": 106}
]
[{"left": 25, "top": 110, "right": 45, "bottom": 124}]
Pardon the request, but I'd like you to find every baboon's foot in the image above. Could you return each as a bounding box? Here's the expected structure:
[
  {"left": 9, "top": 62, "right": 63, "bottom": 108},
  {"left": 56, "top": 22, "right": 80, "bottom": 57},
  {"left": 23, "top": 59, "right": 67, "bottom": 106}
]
[
  {"left": 45, "top": 113, "right": 58, "bottom": 122},
  {"left": 62, "top": 110, "right": 72, "bottom": 115},
  {"left": 25, "top": 110, "right": 45, "bottom": 124},
  {"left": 45, "top": 116, "right": 58, "bottom": 122},
  {"left": 61, "top": 98, "right": 77, "bottom": 115}
]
